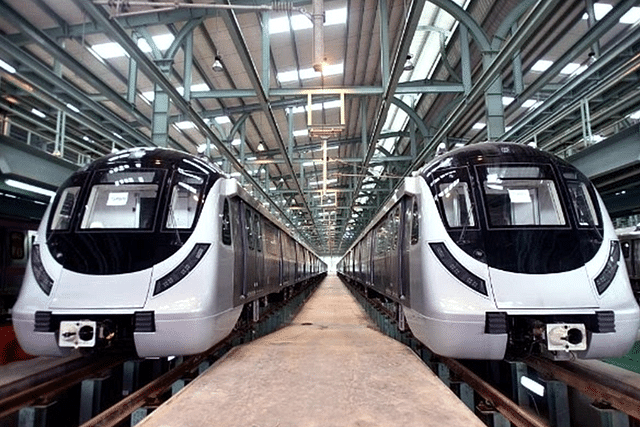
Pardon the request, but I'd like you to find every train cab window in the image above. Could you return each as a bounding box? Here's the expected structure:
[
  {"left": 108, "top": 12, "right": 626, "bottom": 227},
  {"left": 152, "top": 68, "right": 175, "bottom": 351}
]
[
  {"left": 80, "top": 170, "right": 163, "bottom": 230},
  {"left": 566, "top": 181, "right": 600, "bottom": 227},
  {"left": 222, "top": 199, "right": 231, "bottom": 245},
  {"left": 430, "top": 168, "right": 476, "bottom": 229},
  {"left": 166, "top": 169, "right": 205, "bottom": 229},
  {"left": 51, "top": 187, "right": 81, "bottom": 230},
  {"left": 410, "top": 198, "right": 419, "bottom": 245},
  {"left": 479, "top": 165, "right": 566, "bottom": 227}
]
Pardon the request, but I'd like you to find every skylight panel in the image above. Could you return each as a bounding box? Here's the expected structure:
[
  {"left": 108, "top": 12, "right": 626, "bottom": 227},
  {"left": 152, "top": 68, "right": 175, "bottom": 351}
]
[
  {"left": 581, "top": 3, "right": 613, "bottom": 20},
  {"left": 91, "top": 42, "right": 128, "bottom": 59},
  {"left": 620, "top": 7, "right": 640, "bottom": 24},
  {"left": 531, "top": 60, "right": 553, "bottom": 72},
  {"left": 138, "top": 34, "right": 175, "bottom": 52},
  {"left": 560, "top": 63, "right": 587, "bottom": 75},
  {"left": 277, "top": 64, "right": 343, "bottom": 83},
  {"left": 174, "top": 121, "right": 195, "bottom": 130},
  {"left": 290, "top": 14, "right": 313, "bottom": 31},
  {"left": 502, "top": 96, "right": 514, "bottom": 106},
  {"left": 277, "top": 70, "right": 300, "bottom": 83},
  {"left": 215, "top": 116, "right": 231, "bottom": 124},
  {"left": 472, "top": 123, "right": 485, "bottom": 130},
  {"left": 293, "top": 129, "right": 309, "bottom": 137},
  {"left": 325, "top": 8, "right": 347, "bottom": 25}
]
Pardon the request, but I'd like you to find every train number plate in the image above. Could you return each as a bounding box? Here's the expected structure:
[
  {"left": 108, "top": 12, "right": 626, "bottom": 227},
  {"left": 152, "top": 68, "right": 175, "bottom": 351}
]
[{"left": 58, "top": 320, "right": 97, "bottom": 348}]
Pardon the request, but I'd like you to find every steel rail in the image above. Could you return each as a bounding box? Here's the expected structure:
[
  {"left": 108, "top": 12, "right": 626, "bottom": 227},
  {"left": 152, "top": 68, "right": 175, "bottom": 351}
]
[
  {"left": 79, "top": 343, "right": 227, "bottom": 427},
  {"left": 441, "top": 357, "right": 549, "bottom": 427},
  {"left": 0, "top": 354, "right": 129, "bottom": 419},
  {"left": 524, "top": 356, "right": 640, "bottom": 421}
]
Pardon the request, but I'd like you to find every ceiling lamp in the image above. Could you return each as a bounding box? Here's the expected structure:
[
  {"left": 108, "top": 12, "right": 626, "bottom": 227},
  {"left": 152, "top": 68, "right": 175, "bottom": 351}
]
[
  {"left": 403, "top": 54, "right": 415, "bottom": 71},
  {"left": 212, "top": 55, "right": 223, "bottom": 72}
]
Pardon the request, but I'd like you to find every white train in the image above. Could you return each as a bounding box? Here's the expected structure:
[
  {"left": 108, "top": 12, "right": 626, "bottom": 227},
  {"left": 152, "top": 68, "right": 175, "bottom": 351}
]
[
  {"left": 12, "top": 147, "right": 326, "bottom": 357},
  {"left": 338, "top": 142, "right": 640, "bottom": 360}
]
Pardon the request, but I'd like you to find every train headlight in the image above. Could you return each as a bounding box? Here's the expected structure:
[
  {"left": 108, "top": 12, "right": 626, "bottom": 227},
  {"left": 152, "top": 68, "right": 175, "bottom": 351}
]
[
  {"left": 154, "top": 243, "right": 210, "bottom": 296},
  {"left": 31, "top": 245, "right": 54, "bottom": 295},
  {"left": 594, "top": 240, "right": 620, "bottom": 295},
  {"left": 429, "top": 242, "right": 487, "bottom": 296}
]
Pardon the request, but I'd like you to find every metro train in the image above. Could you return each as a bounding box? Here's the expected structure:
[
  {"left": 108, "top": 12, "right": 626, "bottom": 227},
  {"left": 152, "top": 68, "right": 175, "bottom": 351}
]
[
  {"left": 616, "top": 226, "right": 640, "bottom": 302},
  {"left": 12, "top": 147, "right": 326, "bottom": 358},
  {"left": 338, "top": 142, "right": 640, "bottom": 360}
]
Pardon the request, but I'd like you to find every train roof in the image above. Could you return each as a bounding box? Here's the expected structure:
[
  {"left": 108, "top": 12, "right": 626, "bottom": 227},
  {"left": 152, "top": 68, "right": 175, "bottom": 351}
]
[
  {"left": 420, "top": 142, "right": 579, "bottom": 177},
  {"left": 78, "top": 147, "right": 225, "bottom": 177}
]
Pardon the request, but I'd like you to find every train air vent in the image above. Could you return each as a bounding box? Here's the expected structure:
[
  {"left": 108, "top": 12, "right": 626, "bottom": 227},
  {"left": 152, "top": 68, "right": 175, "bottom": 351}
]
[
  {"left": 429, "top": 242, "right": 487, "bottom": 296},
  {"left": 594, "top": 310, "right": 615, "bottom": 333},
  {"left": 134, "top": 311, "right": 156, "bottom": 333},
  {"left": 485, "top": 312, "right": 507, "bottom": 334},
  {"left": 34, "top": 311, "right": 53, "bottom": 332},
  {"left": 594, "top": 241, "right": 620, "bottom": 295}
]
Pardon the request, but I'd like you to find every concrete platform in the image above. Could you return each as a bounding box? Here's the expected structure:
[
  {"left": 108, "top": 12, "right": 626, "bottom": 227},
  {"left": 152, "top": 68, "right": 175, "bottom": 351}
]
[{"left": 138, "top": 275, "right": 485, "bottom": 427}]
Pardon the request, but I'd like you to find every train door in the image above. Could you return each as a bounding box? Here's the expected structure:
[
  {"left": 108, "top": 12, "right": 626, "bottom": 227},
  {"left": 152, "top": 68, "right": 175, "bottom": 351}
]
[
  {"left": 230, "top": 199, "right": 245, "bottom": 303},
  {"left": 398, "top": 197, "right": 412, "bottom": 301},
  {"left": 255, "top": 214, "right": 265, "bottom": 293},
  {"left": 240, "top": 203, "right": 259, "bottom": 298}
]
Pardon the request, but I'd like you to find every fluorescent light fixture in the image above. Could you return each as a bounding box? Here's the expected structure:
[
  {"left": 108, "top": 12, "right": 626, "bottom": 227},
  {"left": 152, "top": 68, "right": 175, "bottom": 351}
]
[
  {"left": 581, "top": 3, "right": 613, "bottom": 21},
  {"left": 0, "top": 59, "right": 15, "bottom": 73},
  {"left": 293, "top": 129, "right": 309, "bottom": 137},
  {"left": 91, "top": 42, "right": 128, "bottom": 59},
  {"left": 620, "top": 7, "right": 640, "bottom": 24},
  {"left": 560, "top": 63, "right": 587, "bottom": 75},
  {"left": 215, "top": 116, "right": 231, "bottom": 124},
  {"left": 31, "top": 108, "right": 46, "bottom": 119},
  {"left": 230, "top": 172, "right": 241, "bottom": 177},
  {"left": 66, "top": 103, "right": 81, "bottom": 113},
  {"left": 629, "top": 109, "right": 640, "bottom": 120},
  {"left": 502, "top": 96, "right": 514, "bottom": 106},
  {"left": 231, "top": 139, "right": 241, "bottom": 146},
  {"left": 531, "top": 60, "right": 553, "bottom": 72},
  {"left": 303, "top": 161, "right": 320, "bottom": 167},
  {"left": 472, "top": 122, "right": 486, "bottom": 130},
  {"left": 522, "top": 99, "right": 542, "bottom": 109},
  {"left": 520, "top": 376, "right": 545, "bottom": 397},
  {"left": 5, "top": 179, "right": 56, "bottom": 198}
]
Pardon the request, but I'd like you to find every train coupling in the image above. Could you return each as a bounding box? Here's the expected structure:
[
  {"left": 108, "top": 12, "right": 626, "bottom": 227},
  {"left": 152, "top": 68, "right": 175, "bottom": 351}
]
[
  {"left": 545, "top": 323, "right": 587, "bottom": 352},
  {"left": 58, "top": 320, "right": 117, "bottom": 349}
]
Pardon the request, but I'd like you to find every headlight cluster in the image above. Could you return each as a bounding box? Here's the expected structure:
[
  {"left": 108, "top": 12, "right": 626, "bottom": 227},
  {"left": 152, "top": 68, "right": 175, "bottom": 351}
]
[
  {"left": 31, "top": 245, "right": 54, "bottom": 295},
  {"left": 594, "top": 240, "right": 620, "bottom": 295}
]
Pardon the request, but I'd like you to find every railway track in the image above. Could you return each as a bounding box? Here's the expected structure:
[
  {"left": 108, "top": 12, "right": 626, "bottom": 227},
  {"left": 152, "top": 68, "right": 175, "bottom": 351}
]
[
  {"left": 344, "top": 278, "right": 640, "bottom": 427},
  {"left": 0, "top": 278, "right": 320, "bottom": 427}
]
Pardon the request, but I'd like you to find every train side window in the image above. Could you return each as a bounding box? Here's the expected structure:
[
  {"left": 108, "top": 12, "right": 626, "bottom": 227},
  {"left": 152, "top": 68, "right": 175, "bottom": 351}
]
[
  {"left": 246, "top": 208, "right": 255, "bottom": 251},
  {"left": 10, "top": 232, "right": 25, "bottom": 259},
  {"left": 255, "top": 216, "right": 263, "bottom": 252},
  {"left": 222, "top": 199, "right": 231, "bottom": 245},
  {"left": 411, "top": 199, "right": 419, "bottom": 245},
  {"left": 622, "top": 241, "right": 631, "bottom": 259},
  {"left": 51, "top": 187, "right": 80, "bottom": 230},
  {"left": 166, "top": 170, "right": 205, "bottom": 229},
  {"left": 566, "top": 181, "right": 600, "bottom": 227}
]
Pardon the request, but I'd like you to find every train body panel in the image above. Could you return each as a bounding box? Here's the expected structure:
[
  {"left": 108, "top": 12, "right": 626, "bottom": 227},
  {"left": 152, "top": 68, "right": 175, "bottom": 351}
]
[
  {"left": 12, "top": 148, "right": 326, "bottom": 358},
  {"left": 339, "top": 142, "right": 640, "bottom": 360}
]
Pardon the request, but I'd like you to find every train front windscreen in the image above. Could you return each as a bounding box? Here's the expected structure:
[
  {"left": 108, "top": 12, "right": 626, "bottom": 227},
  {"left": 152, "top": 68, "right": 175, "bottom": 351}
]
[
  {"left": 428, "top": 162, "right": 603, "bottom": 274},
  {"left": 45, "top": 161, "right": 211, "bottom": 275}
]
